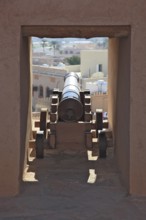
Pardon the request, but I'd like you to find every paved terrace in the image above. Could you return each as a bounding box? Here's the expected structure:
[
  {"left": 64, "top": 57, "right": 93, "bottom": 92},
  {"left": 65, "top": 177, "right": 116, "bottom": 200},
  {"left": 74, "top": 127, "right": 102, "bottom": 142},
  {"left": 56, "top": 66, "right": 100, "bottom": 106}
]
[{"left": 0, "top": 148, "right": 146, "bottom": 220}]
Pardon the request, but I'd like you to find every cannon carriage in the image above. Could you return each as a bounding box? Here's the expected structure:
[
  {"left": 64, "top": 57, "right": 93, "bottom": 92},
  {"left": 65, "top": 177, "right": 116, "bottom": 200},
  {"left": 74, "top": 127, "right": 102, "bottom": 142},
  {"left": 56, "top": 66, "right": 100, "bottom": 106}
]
[{"left": 35, "top": 72, "right": 108, "bottom": 159}]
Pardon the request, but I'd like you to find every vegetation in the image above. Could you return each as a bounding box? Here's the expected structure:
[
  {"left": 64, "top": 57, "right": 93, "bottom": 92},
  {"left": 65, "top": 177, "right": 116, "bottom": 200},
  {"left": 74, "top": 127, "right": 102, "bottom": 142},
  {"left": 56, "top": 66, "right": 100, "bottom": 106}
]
[
  {"left": 41, "top": 38, "right": 48, "bottom": 53},
  {"left": 50, "top": 40, "right": 60, "bottom": 56},
  {"left": 65, "top": 56, "right": 80, "bottom": 65}
]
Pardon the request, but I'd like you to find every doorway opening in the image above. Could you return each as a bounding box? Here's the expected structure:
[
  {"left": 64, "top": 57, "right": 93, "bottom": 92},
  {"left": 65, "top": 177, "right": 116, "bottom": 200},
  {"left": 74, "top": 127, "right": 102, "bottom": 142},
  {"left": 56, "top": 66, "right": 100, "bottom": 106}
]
[
  {"left": 21, "top": 25, "right": 130, "bottom": 191},
  {"left": 31, "top": 37, "right": 108, "bottom": 117}
]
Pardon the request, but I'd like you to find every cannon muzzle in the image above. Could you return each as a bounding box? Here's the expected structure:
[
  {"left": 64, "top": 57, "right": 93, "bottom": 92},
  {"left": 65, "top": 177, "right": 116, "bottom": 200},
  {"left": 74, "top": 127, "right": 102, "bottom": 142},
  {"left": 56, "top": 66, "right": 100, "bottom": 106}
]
[{"left": 58, "top": 72, "right": 83, "bottom": 122}]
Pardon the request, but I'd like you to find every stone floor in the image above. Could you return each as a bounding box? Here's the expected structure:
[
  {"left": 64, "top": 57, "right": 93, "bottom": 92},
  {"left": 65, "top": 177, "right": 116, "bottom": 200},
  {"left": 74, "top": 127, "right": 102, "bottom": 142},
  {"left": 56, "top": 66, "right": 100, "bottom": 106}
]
[{"left": 0, "top": 148, "right": 146, "bottom": 220}]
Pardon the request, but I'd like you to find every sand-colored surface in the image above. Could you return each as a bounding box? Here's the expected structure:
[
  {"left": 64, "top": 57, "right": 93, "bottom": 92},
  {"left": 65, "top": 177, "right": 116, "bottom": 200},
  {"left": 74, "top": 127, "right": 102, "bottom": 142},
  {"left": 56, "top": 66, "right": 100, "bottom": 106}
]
[{"left": 0, "top": 148, "right": 146, "bottom": 220}]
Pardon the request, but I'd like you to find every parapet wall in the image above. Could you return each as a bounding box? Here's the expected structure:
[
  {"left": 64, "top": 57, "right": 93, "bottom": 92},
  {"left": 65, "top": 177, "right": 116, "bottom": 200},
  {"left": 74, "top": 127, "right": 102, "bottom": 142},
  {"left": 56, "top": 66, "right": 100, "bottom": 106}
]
[{"left": 0, "top": 0, "right": 146, "bottom": 196}]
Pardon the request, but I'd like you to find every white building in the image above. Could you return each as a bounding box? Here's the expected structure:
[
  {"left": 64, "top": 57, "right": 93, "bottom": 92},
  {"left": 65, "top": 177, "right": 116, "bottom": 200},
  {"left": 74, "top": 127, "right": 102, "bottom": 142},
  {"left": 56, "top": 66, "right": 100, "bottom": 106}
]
[{"left": 81, "top": 49, "right": 108, "bottom": 78}]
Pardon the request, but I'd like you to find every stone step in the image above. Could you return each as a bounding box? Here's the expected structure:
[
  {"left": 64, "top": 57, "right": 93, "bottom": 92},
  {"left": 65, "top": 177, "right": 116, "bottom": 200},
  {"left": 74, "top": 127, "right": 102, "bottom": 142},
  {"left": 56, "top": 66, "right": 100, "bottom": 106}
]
[
  {"left": 29, "top": 139, "right": 35, "bottom": 149},
  {"left": 32, "top": 128, "right": 39, "bottom": 139}
]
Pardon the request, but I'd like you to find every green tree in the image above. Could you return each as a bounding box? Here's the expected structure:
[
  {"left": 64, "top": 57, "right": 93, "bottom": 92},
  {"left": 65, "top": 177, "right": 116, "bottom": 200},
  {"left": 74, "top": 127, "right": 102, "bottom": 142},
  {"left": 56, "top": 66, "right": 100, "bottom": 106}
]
[{"left": 65, "top": 56, "right": 80, "bottom": 65}]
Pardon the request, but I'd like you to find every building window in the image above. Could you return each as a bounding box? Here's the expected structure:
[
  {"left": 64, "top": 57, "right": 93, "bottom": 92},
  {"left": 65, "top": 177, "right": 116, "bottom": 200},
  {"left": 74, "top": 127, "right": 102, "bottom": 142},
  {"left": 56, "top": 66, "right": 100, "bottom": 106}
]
[
  {"left": 32, "top": 86, "right": 38, "bottom": 96},
  {"left": 33, "top": 86, "right": 38, "bottom": 92},
  {"left": 46, "top": 87, "right": 52, "bottom": 97},
  {"left": 99, "top": 64, "right": 102, "bottom": 72},
  {"left": 39, "top": 85, "right": 43, "bottom": 98}
]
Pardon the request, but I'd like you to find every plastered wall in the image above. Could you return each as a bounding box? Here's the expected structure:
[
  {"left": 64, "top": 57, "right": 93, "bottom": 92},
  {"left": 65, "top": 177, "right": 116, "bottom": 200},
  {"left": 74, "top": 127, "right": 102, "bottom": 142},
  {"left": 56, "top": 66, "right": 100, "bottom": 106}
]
[
  {"left": 0, "top": 0, "right": 146, "bottom": 196},
  {"left": 108, "top": 37, "right": 131, "bottom": 190}
]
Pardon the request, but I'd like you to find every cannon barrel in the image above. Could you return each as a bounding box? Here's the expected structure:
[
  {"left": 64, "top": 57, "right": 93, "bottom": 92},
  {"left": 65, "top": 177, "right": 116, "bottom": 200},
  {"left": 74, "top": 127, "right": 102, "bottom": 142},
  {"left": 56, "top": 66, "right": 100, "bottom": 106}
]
[{"left": 58, "top": 72, "right": 83, "bottom": 122}]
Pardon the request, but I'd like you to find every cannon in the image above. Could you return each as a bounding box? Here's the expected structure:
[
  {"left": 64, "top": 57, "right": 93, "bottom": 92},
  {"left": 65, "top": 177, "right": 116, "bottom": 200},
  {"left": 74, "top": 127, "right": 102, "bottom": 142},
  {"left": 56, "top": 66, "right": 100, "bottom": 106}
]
[
  {"left": 58, "top": 72, "right": 83, "bottom": 122},
  {"left": 34, "top": 72, "right": 109, "bottom": 159}
]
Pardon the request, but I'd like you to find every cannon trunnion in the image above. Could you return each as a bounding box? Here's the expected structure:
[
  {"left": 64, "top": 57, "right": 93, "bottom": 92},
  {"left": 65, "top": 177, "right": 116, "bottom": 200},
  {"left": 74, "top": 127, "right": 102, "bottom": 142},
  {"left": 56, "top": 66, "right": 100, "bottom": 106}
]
[{"left": 34, "top": 72, "right": 109, "bottom": 159}]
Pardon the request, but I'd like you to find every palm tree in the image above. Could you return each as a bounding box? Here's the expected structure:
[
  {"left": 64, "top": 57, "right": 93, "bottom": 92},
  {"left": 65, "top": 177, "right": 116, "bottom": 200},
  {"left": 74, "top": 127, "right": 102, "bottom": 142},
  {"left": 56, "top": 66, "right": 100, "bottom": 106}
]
[
  {"left": 41, "top": 38, "right": 48, "bottom": 53},
  {"left": 50, "top": 40, "right": 60, "bottom": 56}
]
